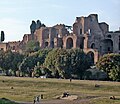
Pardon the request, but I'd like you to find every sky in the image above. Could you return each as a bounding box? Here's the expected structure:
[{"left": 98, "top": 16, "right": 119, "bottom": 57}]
[{"left": 0, "top": 0, "right": 120, "bottom": 42}]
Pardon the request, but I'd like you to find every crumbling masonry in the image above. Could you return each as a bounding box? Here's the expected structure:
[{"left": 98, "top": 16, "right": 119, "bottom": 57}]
[{"left": 0, "top": 14, "right": 120, "bottom": 63}]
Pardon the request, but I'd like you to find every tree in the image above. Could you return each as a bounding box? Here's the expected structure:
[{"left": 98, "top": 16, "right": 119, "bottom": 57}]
[
  {"left": 11, "top": 52, "right": 24, "bottom": 75},
  {"left": 18, "top": 49, "right": 51, "bottom": 77},
  {"left": 2, "top": 51, "right": 15, "bottom": 75},
  {"left": 68, "top": 49, "right": 92, "bottom": 79},
  {"left": 109, "top": 66, "right": 120, "bottom": 81},
  {"left": 44, "top": 48, "right": 68, "bottom": 78},
  {"left": 96, "top": 53, "right": 120, "bottom": 81},
  {"left": 1, "top": 31, "right": 5, "bottom": 42},
  {"left": 30, "top": 20, "right": 36, "bottom": 35},
  {"left": 0, "top": 50, "right": 4, "bottom": 68},
  {"left": 18, "top": 56, "right": 38, "bottom": 77},
  {"left": 36, "top": 20, "right": 41, "bottom": 29},
  {"left": 37, "top": 49, "right": 52, "bottom": 65},
  {"left": 32, "top": 65, "right": 42, "bottom": 77},
  {"left": 44, "top": 48, "right": 91, "bottom": 79},
  {"left": 25, "top": 40, "right": 40, "bottom": 53},
  {"left": 1, "top": 51, "right": 24, "bottom": 76}
]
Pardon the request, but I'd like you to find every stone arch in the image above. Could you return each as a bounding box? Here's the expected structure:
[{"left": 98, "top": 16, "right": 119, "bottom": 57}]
[
  {"left": 63, "top": 35, "right": 77, "bottom": 49},
  {"left": 66, "top": 37, "right": 73, "bottom": 49},
  {"left": 84, "top": 48, "right": 98, "bottom": 64}
]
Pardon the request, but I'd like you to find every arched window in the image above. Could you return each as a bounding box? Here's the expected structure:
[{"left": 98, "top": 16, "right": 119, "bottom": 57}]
[
  {"left": 91, "top": 43, "right": 95, "bottom": 49},
  {"left": 102, "top": 39, "right": 113, "bottom": 54},
  {"left": 51, "top": 41, "right": 54, "bottom": 48},
  {"left": 45, "top": 42, "right": 48, "bottom": 48},
  {"left": 107, "top": 34, "right": 111, "bottom": 38},
  {"left": 66, "top": 38, "right": 73, "bottom": 49},
  {"left": 80, "top": 29, "right": 82, "bottom": 34}
]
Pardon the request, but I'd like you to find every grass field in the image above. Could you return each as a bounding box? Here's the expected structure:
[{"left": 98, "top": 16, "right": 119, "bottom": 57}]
[{"left": 0, "top": 76, "right": 120, "bottom": 104}]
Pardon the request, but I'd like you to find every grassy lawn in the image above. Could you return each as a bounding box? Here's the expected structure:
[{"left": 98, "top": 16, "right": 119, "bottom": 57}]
[{"left": 0, "top": 76, "right": 120, "bottom": 104}]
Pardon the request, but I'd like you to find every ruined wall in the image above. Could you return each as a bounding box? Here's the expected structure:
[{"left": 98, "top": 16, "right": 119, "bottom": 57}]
[
  {"left": 54, "top": 24, "right": 69, "bottom": 37},
  {"left": 22, "top": 34, "right": 32, "bottom": 44},
  {"left": 0, "top": 43, "right": 8, "bottom": 51},
  {"left": 34, "top": 24, "right": 69, "bottom": 49},
  {"left": 99, "top": 22, "right": 109, "bottom": 35},
  {"left": 0, "top": 14, "right": 120, "bottom": 62},
  {"left": 8, "top": 41, "right": 21, "bottom": 52},
  {"left": 0, "top": 41, "right": 21, "bottom": 52}
]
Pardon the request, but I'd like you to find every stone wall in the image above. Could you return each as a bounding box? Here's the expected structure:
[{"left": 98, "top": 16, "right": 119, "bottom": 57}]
[
  {"left": 0, "top": 14, "right": 120, "bottom": 62},
  {"left": 0, "top": 43, "right": 8, "bottom": 51}
]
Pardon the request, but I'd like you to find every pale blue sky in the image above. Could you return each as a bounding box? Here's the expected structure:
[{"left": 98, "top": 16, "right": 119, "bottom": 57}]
[{"left": 0, "top": 0, "right": 120, "bottom": 42}]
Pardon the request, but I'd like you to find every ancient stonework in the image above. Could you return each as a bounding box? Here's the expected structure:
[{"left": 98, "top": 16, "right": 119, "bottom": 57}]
[{"left": 0, "top": 14, "right": 120, "bottom": 63}]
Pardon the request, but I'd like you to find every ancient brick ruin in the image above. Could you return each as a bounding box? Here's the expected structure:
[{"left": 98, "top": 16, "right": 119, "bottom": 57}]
[{"left": 0, "top": 14, "right": 120, "bottom": 63}]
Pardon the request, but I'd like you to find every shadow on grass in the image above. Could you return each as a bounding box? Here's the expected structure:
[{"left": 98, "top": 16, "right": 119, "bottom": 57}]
[
  {"left": 110, "top": 96, "right": 120, "bottom": 101},
  {"left": 113, "top": 98, "right": 120, "bottom": 100}
]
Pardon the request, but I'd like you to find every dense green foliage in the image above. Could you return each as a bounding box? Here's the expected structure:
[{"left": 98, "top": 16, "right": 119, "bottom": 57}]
[
  {"left": 44, "top": 48, "right": 91, "bottom": 79},
  {"left": 25, "top": 40, "right": 40, "bottom": 53},
  {"left": 96, "top": 53, "right": 120, "bottom": 81},
  {"left": 18, "top": 49, "right": 51, "bottom": 77},
  {"left": 1, "top": 48, "right": 120, "bottom": 81},
  {"left": 0, "top": 51, "right": 24, "bottom": 76},
  {"left": 0, "top": 48, "right": 92, "bottom": 79}
]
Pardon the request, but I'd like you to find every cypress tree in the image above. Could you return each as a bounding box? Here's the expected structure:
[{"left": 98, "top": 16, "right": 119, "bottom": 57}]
[{"left": 1, "top": 31, "right": 5, "bottom": 42}]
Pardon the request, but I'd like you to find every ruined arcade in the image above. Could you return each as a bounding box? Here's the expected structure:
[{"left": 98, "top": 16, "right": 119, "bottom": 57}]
[{"left": 0, "top": 14, "right": 120, "bottom": 63}]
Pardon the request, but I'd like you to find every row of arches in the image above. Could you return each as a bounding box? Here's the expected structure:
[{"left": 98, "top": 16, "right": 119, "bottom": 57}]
[
  {"left": 44, "top": 37, "right": 74, "bottom": 49},
  {"left": 44, "top": 38, "right": 114, "bottom": 64},
  {"left": 65, "top": 37, "right": 113, "bottom": 52},
  {"left": 44, "top": 37, "right": 95, "bottom": 64}
]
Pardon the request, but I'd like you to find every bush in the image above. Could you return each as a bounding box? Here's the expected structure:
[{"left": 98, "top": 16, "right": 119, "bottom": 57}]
[{"left": 96, "top": 53, "right": 120, "bottom": 81}]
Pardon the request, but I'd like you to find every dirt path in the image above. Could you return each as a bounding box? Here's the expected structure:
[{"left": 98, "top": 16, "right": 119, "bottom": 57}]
[
  {"left": 17, "top": 99, "right": 89, "bottom": 104},
  {"left": 15, "top": 95, "right": 102, "bottom": 104},
  {"left": 41, "top": 99, "right": 89, "bottom": 104}
]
